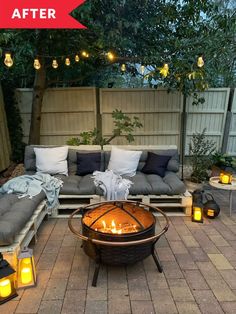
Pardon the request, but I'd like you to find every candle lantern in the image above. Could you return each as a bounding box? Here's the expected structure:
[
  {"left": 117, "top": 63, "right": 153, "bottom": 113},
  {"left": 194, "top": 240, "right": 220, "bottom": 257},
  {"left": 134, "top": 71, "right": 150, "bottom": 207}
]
[
  {"left": 192, "top": 203, "right": 203, "bottom": 223},
  {"left": 203, "top": 193, "right": 220, "bottom": 219},
  {"left": 0, "top": 253, "right": 18, "bottom": 305},
  {"left": 219, "top": 171, "right": 232, "bottom": 184},
  {"left": 17, "top": 248, "right": 36, "bottom": 289}
]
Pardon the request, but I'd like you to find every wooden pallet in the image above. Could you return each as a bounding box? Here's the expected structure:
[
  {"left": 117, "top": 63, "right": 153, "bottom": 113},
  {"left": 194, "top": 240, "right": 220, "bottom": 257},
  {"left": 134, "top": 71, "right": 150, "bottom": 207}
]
[{"left": 0, "top": 200, "right": 47, "bottom": 269}]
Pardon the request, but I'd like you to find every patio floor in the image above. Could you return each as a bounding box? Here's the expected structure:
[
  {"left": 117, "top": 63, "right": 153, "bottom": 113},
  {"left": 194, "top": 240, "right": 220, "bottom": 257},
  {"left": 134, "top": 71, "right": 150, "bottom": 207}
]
[{"left": 2, "top": 187, "right": 236, "bottom": 314}]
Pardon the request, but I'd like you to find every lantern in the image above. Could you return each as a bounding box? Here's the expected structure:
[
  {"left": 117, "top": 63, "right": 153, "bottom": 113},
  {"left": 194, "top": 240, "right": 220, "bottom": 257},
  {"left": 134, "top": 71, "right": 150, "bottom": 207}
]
[
  {"left": 219, "top": 171, "right": 232, "bottom": 184},
  {"left": 33, "top": 58, "right": 41, "bottom": 70},
  {"left": 0, "top": 253, "right": 17, "bottom": 304},
  {"left": 65, "top": 58, "right": 71, "bottom": 66},
  {"left": 4, "top": 52, "right": 13, "bottom": 67},
  {"left": 17, "top": 248, "right": 36, "bottom": 289},
  {"left": 52, "top": 59, "right": 58, "bottom": 69},
  {"left": 203, "top": 193, "right": 220, "bottom": 219},
  {"left": 192, "top": 203, "right": 203, "bottom": 223},
  {"left": 159, "top": 63, "right": 169, "bottom": 78}
]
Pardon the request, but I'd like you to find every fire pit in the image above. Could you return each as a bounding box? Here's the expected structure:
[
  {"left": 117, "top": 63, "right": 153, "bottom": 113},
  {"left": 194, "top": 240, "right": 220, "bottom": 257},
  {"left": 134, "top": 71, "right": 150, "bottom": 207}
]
[{"left": 68, "top": 200, "right": 169, "bottom": 286}]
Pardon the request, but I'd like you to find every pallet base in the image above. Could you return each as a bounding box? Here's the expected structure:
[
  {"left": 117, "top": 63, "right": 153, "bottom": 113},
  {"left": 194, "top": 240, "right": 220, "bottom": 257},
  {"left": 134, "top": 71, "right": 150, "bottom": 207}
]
[{"left": 0, "top": 200, "right": 47, "bottom": 269}]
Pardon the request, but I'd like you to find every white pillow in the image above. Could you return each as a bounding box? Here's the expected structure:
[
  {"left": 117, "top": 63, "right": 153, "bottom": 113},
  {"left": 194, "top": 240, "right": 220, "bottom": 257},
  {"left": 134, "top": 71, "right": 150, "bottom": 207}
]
[
  {"left": 34, "top": 146, "right": 69, "bottom": 176},
  {"left": 108, "top": 146, "right": 142, "bottom": 177}
]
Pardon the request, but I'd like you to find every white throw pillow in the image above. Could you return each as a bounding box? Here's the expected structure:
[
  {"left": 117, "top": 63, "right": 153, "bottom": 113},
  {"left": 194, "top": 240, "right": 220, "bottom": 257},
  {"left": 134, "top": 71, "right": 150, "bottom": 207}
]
[
  {"left": 34, "top": 146, "right": 69, "bottom": 176},
  {"left": 108, "top": 146, "right": 142, "bottom": 177}
]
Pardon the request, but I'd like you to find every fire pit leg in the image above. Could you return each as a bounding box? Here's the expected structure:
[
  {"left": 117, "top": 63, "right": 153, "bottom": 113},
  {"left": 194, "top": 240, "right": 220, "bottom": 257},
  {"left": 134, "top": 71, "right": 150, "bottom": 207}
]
[
  {"left": 152, "top": 248, "right": 163, "bottom": 273},
  {"left": 92, "top": 262, "right": 100, "bottom": 287}
]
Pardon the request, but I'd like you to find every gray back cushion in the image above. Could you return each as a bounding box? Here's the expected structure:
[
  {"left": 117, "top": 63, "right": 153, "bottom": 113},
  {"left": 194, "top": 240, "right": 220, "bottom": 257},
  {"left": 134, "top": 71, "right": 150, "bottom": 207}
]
[
  {"left": 24, "top": 146, "right": 105, "bottom": 175},
  {"left": 104, "top": 149, "right": 179, "bottom": 172}
]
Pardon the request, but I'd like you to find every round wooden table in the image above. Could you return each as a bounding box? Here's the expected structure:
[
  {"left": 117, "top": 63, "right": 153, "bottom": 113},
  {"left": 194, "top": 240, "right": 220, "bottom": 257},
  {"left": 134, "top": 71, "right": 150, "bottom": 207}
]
[{"left": 209, "top": 176, "right": 236, "bottom": 216}]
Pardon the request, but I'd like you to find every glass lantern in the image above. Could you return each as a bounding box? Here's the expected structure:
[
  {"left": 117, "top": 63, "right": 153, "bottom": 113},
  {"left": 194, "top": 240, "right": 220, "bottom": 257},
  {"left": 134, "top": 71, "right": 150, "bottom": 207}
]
[
  {"left": 192, "top": 203, "right": 203, "bottom": 223},
  {"left": 17, "top": 248, "right": 36, "bottom": 289},
  {"left": 219, "top": 171, "right": 232, "bottom": 184},
  {"left": 0, "top": 253, "right": 18, "bottom": 305}
]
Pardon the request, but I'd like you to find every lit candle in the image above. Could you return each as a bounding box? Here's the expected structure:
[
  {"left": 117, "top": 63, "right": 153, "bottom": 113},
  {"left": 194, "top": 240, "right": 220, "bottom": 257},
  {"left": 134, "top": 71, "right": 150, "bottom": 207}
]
[
  {"left": 221, "top": 174, "right": 230, "bottom": 184},
  {"left": 193, "top": 208, "right": 202, "bottom": 221},
  {"left": 0, "top": 279, "right": 12, "bottom": 298},
  {"left": 21, "top": 267, "right": 32, "bottom": 284}
]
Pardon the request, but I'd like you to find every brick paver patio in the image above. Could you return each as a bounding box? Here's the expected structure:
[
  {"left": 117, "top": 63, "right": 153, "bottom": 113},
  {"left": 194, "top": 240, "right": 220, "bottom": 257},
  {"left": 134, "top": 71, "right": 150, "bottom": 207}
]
[{"left": 1, "top": 187, "right": 236, "bottom": 314}]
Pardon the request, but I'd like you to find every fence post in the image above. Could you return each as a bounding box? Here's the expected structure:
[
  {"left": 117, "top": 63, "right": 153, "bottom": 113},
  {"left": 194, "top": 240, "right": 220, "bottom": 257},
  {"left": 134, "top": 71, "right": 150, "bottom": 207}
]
[
  {"left": 221, "top": 88, "right": 235, "bottom": 153},
  {"left": 180, "top": 94, "right": 187, "bottom": 180}
]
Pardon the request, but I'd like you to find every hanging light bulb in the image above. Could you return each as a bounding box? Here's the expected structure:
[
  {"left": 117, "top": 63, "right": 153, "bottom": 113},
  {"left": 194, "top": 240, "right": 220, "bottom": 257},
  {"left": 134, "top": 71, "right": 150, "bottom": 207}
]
[
  {"left": 4, "top": 52, "right": 13, "bottom": 67},
  {"left": 121, "top": 64, "right": 126, "bottom": 72},
  {"left": 81, "top": 51, "right": 89, "bottom": 58},
  {"left": 75, "top": 54, "right": 80, "bottom": 62},
  {"left": 65, "top": 57, "right": 70, "bottom": 66},
  {"left": 140, "top": 65, "right": 145, "bottom": 75},
  {"left": 52, "top": 59, "right": 58, "bottom": 69},
  {"left": 33, "top": 58, "right": 41, "bottom": 70},
  {"left": 159, "top": 63, "right": 169, "bottom": 78},
  {"left": 107, "top": 52, "right": 115, "bottom": 61},
  {"left": 197, "top": 56, "right": 204, "bottom": 67}
]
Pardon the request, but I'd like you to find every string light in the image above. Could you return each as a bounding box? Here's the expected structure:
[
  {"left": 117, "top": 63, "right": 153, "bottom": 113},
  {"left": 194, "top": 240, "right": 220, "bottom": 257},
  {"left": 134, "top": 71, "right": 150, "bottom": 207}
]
[
  {"left": 4, "top": 52, "right": 13, "bottom": 67},
  {"left": 81, "top": 51, "right": 89, "bottom": 58},
  {"left": 140, "top": 65, "right": 145, "bottom": 75},
  {"left": 121, "top": 64, "right": 126, "bottom": 72},
  {"left": 159, "top": 63, "right": 169, "bottom": 78},
  {"left": 33, "top": 58, "right": 41, "bottom": 70},
  {"left": 197, "top": 56, "right": 204, "bottom": 67},
  {"left": 52, "top": 59, "right": 58, "bottom": 69},
  {"left": 65, "top": 57, "right": 71, "bottom": 66},
  {"left": 107, "top": 52, "right": 115, "bottom": 61},
  {"left": 75, "top": 54, "right": 80, "bottom": 62}
]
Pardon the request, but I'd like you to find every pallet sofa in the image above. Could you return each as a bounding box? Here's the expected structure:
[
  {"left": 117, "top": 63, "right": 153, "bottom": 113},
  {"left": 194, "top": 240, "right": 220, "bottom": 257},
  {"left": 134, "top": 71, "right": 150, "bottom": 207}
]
[{"left": 0, "top": 144, "right": 192, "bottom": 264}]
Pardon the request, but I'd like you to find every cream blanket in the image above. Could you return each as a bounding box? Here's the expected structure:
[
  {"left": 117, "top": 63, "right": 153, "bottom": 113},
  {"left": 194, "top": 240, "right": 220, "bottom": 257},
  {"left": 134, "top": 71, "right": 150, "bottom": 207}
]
[{"left": 92, "top": 170, "right": 132, "bottom": 200}]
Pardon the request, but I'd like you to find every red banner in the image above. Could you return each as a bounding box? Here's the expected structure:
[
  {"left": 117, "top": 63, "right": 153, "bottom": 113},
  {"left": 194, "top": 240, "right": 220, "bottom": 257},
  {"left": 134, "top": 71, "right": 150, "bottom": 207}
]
[{"left": 0, "top": 0, "right": 86, "bottom": 29}]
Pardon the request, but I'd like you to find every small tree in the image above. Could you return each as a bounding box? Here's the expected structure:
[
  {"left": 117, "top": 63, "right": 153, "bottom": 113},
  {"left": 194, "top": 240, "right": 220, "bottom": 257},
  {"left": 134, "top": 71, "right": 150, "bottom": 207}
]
[
  {"left": 67, "top": 109, "right": 143, "bottom": 147},
  {"left": 189, "top": 129, "right": 216, "bottom": 183}
]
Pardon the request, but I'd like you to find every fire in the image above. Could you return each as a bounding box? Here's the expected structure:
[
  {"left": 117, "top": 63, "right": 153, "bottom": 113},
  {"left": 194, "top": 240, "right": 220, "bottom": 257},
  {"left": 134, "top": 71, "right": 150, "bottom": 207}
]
[{"left": 100, "top": 219, "right": 137, "bottom": 234}]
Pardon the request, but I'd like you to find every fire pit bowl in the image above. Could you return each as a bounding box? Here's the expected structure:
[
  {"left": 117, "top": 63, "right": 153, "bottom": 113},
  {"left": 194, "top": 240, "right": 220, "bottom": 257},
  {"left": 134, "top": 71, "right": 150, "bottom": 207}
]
[{"left": 68, "top": 200, "right": 169, "bottom": 286}]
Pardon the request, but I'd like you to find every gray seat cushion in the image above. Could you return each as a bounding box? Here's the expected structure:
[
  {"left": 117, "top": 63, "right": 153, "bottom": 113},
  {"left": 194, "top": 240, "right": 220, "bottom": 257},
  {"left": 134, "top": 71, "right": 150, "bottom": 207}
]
[
  {"left": 126, "top": 171, "right": 186, "bottom": 195},
  {"left": 57, "top": 175, "right": 96, "bottom": 195},
  {"left": 0, "top": 191, "right": 45, "bottom": 246}
]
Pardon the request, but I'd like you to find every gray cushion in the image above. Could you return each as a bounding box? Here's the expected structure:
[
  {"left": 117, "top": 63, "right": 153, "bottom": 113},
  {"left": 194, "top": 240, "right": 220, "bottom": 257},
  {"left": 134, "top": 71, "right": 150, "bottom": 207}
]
[
  {"left": 0, "top": 191, "right": 45, "bottom": 246},
  {"left": 58, "top": 175, "right": 96, "bottom": 195},
  {"left": 24, "top": 146, "right": 105, "bottom": 175},
  {"left": 125, "top": 171, "right": 186, "bottom": 195},
  {"left": 105, "top": 149, "right": 179, "bottom": 173}
]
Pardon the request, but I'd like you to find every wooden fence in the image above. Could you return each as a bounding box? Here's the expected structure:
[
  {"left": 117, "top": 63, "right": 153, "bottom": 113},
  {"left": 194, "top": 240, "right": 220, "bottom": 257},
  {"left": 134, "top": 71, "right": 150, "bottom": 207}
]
[
  {"left": 0, "top": 85, "right": 11, "bottom": 171},
  {"left": 228, "top": 90, "right": 236, "bottom": 155},
  {"left": 16, "top": 87, "right": 235, "bottom": 155},
  {"left": 16, "top": 87, "right": 97, "bottom": 144}
]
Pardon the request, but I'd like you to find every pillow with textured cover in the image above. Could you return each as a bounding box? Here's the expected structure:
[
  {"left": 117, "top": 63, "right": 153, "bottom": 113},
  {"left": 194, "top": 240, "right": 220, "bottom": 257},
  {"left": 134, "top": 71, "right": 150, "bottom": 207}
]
[
  {"left": 108, "top": 146, "right": 142, "bottom": 177},
  {"left": 76, "top": 152, "right": 101, "bottom": 176},
  {"left": 34, "top": 146, "right": 68, "bottom": 176},
  {"left": 141, "top": 152, "right": 171, "bottom": 177}
]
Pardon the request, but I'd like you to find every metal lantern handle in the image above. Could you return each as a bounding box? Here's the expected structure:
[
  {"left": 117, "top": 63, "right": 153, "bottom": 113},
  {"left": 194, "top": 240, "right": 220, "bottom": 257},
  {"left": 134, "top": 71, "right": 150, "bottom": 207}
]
[
  {"left": 204, "top": 193, "right": 214, "bottom": 202},
  {"left": 68, "top": 200, "right": 169, "bottom": 247}
]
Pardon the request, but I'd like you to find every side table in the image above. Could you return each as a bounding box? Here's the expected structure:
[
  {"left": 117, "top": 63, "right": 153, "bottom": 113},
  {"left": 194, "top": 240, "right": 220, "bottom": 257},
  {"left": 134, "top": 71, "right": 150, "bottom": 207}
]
[{"left": 209, "top": 176, "right": 236, "bottom": 216}]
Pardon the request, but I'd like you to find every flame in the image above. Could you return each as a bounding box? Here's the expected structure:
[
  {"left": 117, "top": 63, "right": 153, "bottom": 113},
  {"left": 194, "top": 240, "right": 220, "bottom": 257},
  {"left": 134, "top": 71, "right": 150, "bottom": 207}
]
[{"left": 102, "top": 220, "right": 106, "bottom": 229}]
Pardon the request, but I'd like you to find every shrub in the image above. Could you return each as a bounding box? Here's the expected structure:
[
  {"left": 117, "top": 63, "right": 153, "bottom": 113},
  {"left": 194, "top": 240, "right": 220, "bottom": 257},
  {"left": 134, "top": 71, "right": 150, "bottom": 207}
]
[{"left": 189, "top": 128, "right": 216, "bottom": 183}]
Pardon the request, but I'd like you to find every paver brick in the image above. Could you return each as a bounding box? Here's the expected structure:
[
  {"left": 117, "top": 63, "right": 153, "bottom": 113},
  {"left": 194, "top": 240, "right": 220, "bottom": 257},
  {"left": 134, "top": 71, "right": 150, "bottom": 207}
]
[
  {"left": 61, "top": 290, "right": 86, "bottom": 314},
  {"left": 85, "top": 300, "right": 107, "bottom": 314},
  {"left": 38, "top": 300, "right": 63, "bottom": 314},
  {"left": 208, "top": 253, "right": 233, "bottom": 270},
  {"left": 131, "top": 300, "right": 155, "bottom": 314},
  {"left": 184, "top": 270, "right": 209, "bottom": 290},
  {"left": 152, "top": 288, "right": 177, "bottom": 314},
  {"left": 181, "top": 235, "right": 199, "bottom": 247},
  {"left": 175, "top": 301, "right": 201, "bottom": 314}
]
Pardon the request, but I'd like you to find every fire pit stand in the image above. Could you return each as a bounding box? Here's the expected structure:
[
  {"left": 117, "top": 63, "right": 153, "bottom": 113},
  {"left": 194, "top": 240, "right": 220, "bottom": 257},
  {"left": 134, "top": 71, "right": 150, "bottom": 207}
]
[{"left": 68, "top": 200, "right": 169, "bottom": 287}]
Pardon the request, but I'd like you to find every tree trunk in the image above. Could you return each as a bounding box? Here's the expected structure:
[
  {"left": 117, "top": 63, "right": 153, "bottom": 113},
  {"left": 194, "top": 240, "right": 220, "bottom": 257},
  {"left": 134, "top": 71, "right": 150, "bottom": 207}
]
[{"left": 28, "top": 64, "right": 46, "bottom": 144}]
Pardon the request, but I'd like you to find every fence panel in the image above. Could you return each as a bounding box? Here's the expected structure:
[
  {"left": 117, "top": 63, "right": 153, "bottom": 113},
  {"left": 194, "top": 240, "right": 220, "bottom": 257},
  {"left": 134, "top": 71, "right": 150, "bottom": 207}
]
[
  {"left": 185, "top": 88, "right": 230, "bottom": 154},
  {"left": 227, "top": 88, "right": 236, "bottom": 155},
  {"left": 100, "top": 88, "right": 183, "bottom": 148},
  {"left": 0, "top": 85, "right": 11, "bottom": 171},
  {"left": 16, "top": 87, "right": 97, "bottom": 145}
]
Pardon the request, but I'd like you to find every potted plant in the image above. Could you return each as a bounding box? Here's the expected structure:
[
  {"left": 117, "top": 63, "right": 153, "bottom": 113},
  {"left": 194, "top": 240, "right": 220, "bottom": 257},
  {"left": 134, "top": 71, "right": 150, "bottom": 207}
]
[{"left": 211, "top": 152, "right": 236, "bottom": 176}]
